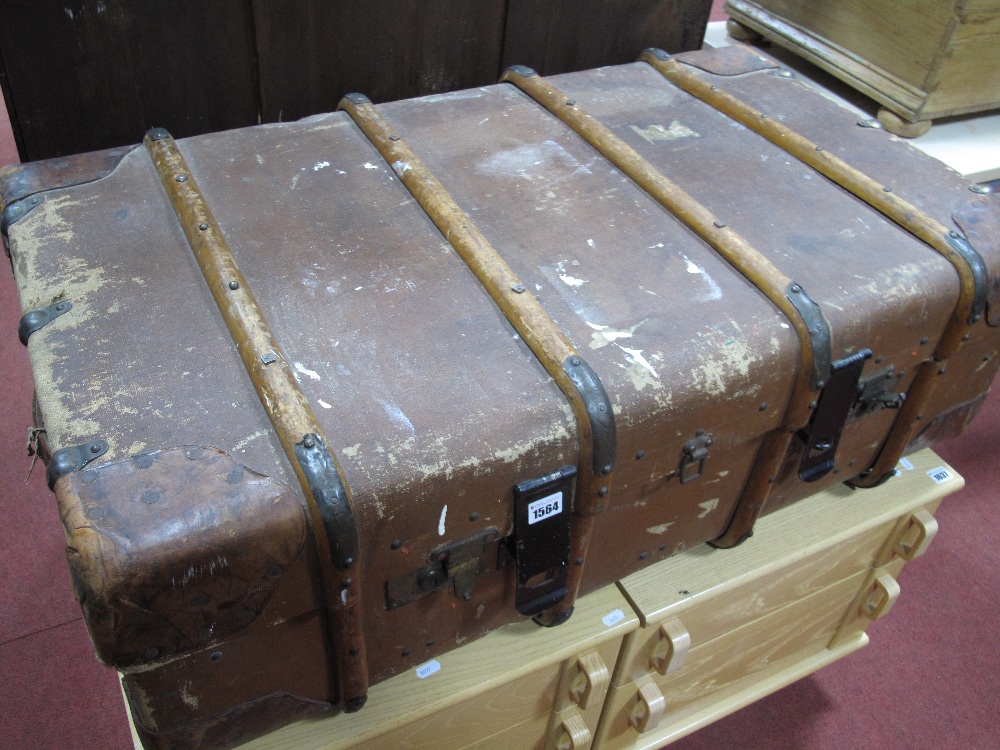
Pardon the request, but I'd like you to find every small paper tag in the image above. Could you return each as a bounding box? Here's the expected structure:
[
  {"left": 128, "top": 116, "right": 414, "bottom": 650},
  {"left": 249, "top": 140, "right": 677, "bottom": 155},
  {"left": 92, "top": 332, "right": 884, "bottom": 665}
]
[
  {"left": 527, "top": 491, "right": 563, "bottom": 525},
  {"left": 415, "top": 660, "right": 441, "bottom": 680},
  {"left": 899, "top": 457, "right": 914, "bottom": 471},
  {"left": 602, "top": 609, "right": 626, "bottom": 627},
  {"left": 927, "top": 466, "right": 953, "bottom": 484}
]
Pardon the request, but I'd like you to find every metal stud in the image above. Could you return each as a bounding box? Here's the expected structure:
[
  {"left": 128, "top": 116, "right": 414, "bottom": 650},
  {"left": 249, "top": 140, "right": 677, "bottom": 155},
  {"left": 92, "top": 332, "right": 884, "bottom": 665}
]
[
  {"left": 970, "top": 184, "right": 990, "bottom": 194},
  {"left": 511, "top": 283, "right": 526, "bottom": 294},
  {"left": 228, "top": 280, "right": 240, "bottom": 290}
]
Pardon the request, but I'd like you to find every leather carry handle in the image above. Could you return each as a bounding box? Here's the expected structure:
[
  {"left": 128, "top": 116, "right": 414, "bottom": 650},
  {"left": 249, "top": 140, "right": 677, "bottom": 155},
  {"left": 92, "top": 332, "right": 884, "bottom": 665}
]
[
  {"left": 338, "top": 94, "right": 618, "bottom": 624},
  {"left": 640, "top": 48, "right": 991, "bottom": 487},
  {"left": 144, "top": 130, "right": 369, "bottom": 712}
]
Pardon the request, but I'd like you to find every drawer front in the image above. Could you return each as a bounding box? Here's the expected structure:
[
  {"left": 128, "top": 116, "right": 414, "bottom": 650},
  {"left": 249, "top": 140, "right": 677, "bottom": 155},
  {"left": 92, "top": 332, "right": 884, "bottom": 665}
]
[
  {"left": 599, "top": 573, "right": 865, "bottom": 749},
  {"left": 616, "top": 520, "right": 893, "bottom": 685}
]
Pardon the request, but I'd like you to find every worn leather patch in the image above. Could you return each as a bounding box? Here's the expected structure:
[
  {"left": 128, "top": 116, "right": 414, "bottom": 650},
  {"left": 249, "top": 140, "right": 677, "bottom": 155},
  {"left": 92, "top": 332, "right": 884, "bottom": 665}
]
[
  {"left": 953, "top": 194, "right": 1000, "bottom": 327},
  {"left": 674, "top": 45, "right": 779, "bottom": 76},
  {"left": 58, "top": 445, "right": 310, "bottom": 668}
]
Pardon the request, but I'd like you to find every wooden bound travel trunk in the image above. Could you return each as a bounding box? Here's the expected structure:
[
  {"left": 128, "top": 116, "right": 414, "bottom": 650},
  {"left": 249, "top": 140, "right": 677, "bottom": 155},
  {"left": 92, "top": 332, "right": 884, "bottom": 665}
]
[{"left": 3, "top": 46, "right": 999, "bottom": 749}]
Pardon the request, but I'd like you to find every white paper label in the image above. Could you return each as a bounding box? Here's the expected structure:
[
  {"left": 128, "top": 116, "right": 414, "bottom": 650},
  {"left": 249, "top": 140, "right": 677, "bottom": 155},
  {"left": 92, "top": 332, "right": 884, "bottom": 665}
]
[
  {"left": 602, "top": 609, "right": 626, "bottom": 628},
  {"left": 415, "top": 660, "right": 441, "bottom": 680},
  {"left": 927, "top": 466, "right": 953, "bottom": 485},
  {"left": 899, "top": 457, "right": 914, "bottom": 471},
  {"left": 527, "top": 491, "right": 563, "bottom": 525}
]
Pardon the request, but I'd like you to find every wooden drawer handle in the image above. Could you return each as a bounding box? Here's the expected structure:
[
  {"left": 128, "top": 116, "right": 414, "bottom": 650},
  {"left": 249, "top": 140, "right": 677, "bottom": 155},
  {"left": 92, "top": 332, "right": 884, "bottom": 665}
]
[
  {"left": 629, "top": 681, "right": 666, "bottom": 734},
  {"left": 554, "top": 711, "right": 592, "bottom": 750},
  {"left": 862, "top": 572, "right": 900, "bottom": 621},
  {"left": 649, "top": 617, "right": 691, "bottom": 675},
  {"left": 895, "top": 509, "right": 938, "bottom": 561},
  {"left": 570, "top": 652, "right": 610, "bottom": 710}
]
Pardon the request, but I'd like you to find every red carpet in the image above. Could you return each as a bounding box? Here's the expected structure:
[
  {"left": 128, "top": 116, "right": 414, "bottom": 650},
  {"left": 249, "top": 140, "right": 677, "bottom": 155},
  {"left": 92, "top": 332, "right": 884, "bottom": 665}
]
[{"left": 2, "top": 3, "right": 999, "bottom": 747}]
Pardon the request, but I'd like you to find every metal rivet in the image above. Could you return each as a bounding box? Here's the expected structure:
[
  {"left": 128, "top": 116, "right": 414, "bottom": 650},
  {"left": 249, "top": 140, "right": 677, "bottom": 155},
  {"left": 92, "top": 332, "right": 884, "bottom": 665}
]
[
  {"left": 598, "top": 487, "right": 608, "bottom": 497},
  {"left": 344, "top": 556, "right": 355, "bottom": 568},
  {"left": 390, "top": 539, "right": 402, "bottom": 550},
  {"left": 228, "top": 280, "right": 240, "bottom": 290},
  {"left": 575, "top": 557, "right": 585, "bottom": 566},
  {"left": 816, "top": 380, "right": 826, "bottom": 389},
  {"left": 713, "top": 219, "right": 726, "bottom": 228},
  {"left": 302, "top": 436, "right": 316, "bottom": 449},
  {"left": 141, "top": 490, "right": 160, "bottom": 505},
  {"left": 790, "top": 284, "right": 801, "bottom": 293},
  {"left": 260, "top": 352, "right": 277, "bottom": 365},
  {"left": 915, "top": 415, "right": 924, "bottom": 421},
  {"left": 962, "top": 334, "right": 971, "bottom": 342},
  {"left": 175, "top": 175, "right": 187, "bottom": 182},
  {"left": 639, "top": 551, "right": 648, "bottom": 560},
  {"left": 55, "top": 303, "right": 66, "bottom": 312},
  {"left": 678, "top": 590, "right": 690, "bottom": 596},
  {"left": 565, "top": 99, "right": 576, "bottom": 106},
  {"left": 761, "top": 113, "right": 769, "bottom": 119},
  {"left": 85, "top": 507, "right": 106, "bottom": 520},
  {"left": 198, "top": 628, "right": 212, "bottom": 641},
  {"left": 511, "top": 283, "right": 526, "bottom": 294},
  {"left": 342, "top": 578, "right": 353, "bottom": 589},
  {"left": 883, "top": 186, "right": 892, "bottom": 192},
  {"left": 858, "top": 118, "right": 883, "bottom": 129},
  {"left": 984, "top": 355, "right": 991, "bottom": 362},
  {"left": 970, "top": 184, "right": 990, "bottom": 194},
  {"left": 389, "top": 134, "right": 401, "bottom": 141},
  {"left": 658, "top": 543, "right": 667, "bottom": 551},
  {"left": 710, "top": 85, "right": 717, "bottom": 90},
  {"left": 809, "top": 400, "right": 818, "bottom": 409},
  {"left": 30, "top": 196, "right": 41, "bottom": 204},
  {"left": 920, "top": 337, "right": 929, "bottom": 344},
  {"left": 82, "top": 470, "right": 98, "bottom": 484},
  {"left": 601, "top": 464, "right": 612, "bottom": 476},
  {"left": 635, "top": 450, "right": 646, "bottom": 460},
  {"left": 186, "top": 446, "right": 203, "bottom": 460},
  {"left": 816, "top": 146, "right": 823, "bottom": 152},
  {"left": 209, "top": 651, "right": 223, "bottom": 662},
  {"left": 758, "top": 402, "right": 767, "bottom": 412},
  {"left": 950, "top": 231, "right": 960, "bottom": 238},
  {"left": 144, "top": 647, "right": 160, "bottom": 660},
  {"left": 939, "top": 368, "right": 947, "bottom": 375},
  {"left": 199, "top": 223, "right": 209, "bottom": 231},
  {"left": 875, "top": 356, "right": 883, "bottom": 364},
  {"left": 135, "top": 455, "right": 153, "bottom": 469},
  {"left": 469, "top": 512, "right": 479, "bottom": 521},
  {"left": 425, "top": 639, "right": 435, "bottom": 647},
  {"left": 570, "top": 357, "right": 581, "bottom": 367},
  {"left": 462, "top": 593, "right": 472, "bottom": 601},
  {"left": 349, "top": 647, "right": 360, "bottom": 656},
  {"left": 401, "top": 648, "right": 410, "bottom": 657},
  {"left": 90, "top": 443, "right": 103, "bottom": 454}
]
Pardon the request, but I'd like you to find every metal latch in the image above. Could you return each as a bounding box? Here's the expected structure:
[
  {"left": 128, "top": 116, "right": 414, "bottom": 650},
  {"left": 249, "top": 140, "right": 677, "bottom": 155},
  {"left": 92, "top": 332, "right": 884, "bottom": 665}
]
[
  {"left": 507, "top": 465, "right": 576, "bottom": 617},
  {"left": 798, "top": 349, "right": 872, "bottom": 482},
  {"left": 850, "top": 366, "right": 906, "bottom": 419},
  {"left": 679, "top": 430, "right": 712, "bottom": 484},
  {"left": 385, "top": 527, "right": 498, "bottom": 610}
]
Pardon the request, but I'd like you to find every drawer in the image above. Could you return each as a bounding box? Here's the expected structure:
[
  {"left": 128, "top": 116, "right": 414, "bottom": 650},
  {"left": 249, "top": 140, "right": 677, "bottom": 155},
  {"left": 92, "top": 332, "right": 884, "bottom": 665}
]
[
  {"left": 596, "top": 574, "right": 866, "bottom": 749},
  {"left": 220, "top": 586, "right": 637, "bottom": 750}
]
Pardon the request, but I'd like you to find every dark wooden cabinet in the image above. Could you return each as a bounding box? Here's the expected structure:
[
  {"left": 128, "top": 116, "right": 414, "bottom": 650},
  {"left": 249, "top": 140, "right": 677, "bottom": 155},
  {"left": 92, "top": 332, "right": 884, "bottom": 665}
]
[{"left": 0, "top": 0, "right": 710, "bottom": 161}]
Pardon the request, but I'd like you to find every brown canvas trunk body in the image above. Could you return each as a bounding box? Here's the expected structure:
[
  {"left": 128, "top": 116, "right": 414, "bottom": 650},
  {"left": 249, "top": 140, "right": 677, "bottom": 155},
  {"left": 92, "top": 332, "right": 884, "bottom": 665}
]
[{"left": 3, "top": 47, "right": 998, "bottom": 749}]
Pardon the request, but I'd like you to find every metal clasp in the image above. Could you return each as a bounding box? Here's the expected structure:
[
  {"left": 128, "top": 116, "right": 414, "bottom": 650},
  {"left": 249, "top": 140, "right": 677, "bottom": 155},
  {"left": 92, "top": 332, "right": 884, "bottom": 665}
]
[
  {"left": 798, "top": 349, "right": 872, "bottom": 482},
  {"left": 507, "top": 465, "right": 576, "bottom": 617},
  {"left": 679, "top": 431, "right": 712, "bottom": 484}
]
